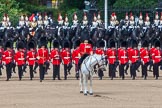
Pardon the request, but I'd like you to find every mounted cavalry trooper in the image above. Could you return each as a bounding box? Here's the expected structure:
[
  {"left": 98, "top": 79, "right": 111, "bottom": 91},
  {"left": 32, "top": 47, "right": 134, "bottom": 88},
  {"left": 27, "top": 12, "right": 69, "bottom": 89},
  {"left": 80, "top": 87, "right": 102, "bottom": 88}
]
[
  {"left": 154, "top": 12, "right": 159, "bottom": 26},
  {"left": 18, "top": 15, "right": 25, "bottom": 28},
  {"left": 64, "top": 14, "right": 69, "bottom": 27},
  {"left": 50, "top": 39, "right": 61, "bottom": 80},
  {"left": 97, "top": 12, "right": 102, "bottom": 26},
  {"left": 138, "top": 12, "right": 144, "bottom": 27},
  {"left": 95, "top": 40, "right": 105, "bottom": 80},
  {"left": 25, "top": 15, "right": 30, "bottom": 27},
  {"left": 2, "top": 14, "right": 10, "bottom": 28},
  {"left": 144, "top": 13, "right": 150, "bottom": 27},
  {"left": 30, "top": 17, "right": 38, "bottom": 29},
  {"left": 61, "top": 40, "right": 72, "bottom": 80},
  {"left": 37, "top": 14, "right": 43, "bottom": 28},
  {"left": 106, "top": 39, "right": 117, "bottom": 80},
  {"left": 129, "top": 12, "right": 135, "bottom": 27},
  {"left": 82, "top": 12, "right": 88, "bottom": 27},
  {"left": 72, "top": 12, "right": 79, "bottom": 27},
  {"left": 57, "top": 13, "right": 64, "bottom": 26},
  {"left": 92, "top": 13, "right": 98, "bottom": 28},
  {"left": 159, "top": 12, "right": 162, "bottom": 25},
  {"left": 109, "top": 12, "right": 116, "bottom": 27},
  {"left": 43, "top": 13, "right": 49, "bottom": 27},
  {"left": 124, "top": 12, "right": 129, "bottom": 26},
  {"left": 72, "top": 39, "right": 81, "bottom": 80}
]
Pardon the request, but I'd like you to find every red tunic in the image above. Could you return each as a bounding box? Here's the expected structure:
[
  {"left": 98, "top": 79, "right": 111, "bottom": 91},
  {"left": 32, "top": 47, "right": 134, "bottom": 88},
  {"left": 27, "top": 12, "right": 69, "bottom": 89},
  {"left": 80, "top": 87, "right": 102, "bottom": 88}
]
[
  {"left": 2, "top": 50, "right": 12, "bottom": 64},
  {"left": 95, "top": 48, "right": 104, "bottom": 55},
  {"left": 15, "top": 51, "right": 25, "bottom": 65},
  {"left": 36, "top": 48, "right": 49, "bottom": 64},
  {"left": 27, "top": 50, "right": 36, "bottom": 65},
  {"left": 50, "top": 49, "right": 61, "bottom": 65},
  {"left": 79, "top": 43, "right": 93, "bottom": 56},
  {"left": 61, "top": 48, "right": 71, "bottom": 65},
  {"left": 0, "top": 48, "right": 4, "bottom": 64},
  {"left": 140, "top": 48, "right": 150, "bottom": 64},
  {"left": 72, "top": 48, "right": 80, "bottom": 64},
  {"left": 118, "top": 48, "right": 128, "bottom": 64},
  {"left": 129, "top": 49, "right": 139, "bottom": 63},
  {"left": 152, "top": 48, "right": 161, "bottom": 63},
  {"left": 106, "top": 48, "right": 117, "bottom": 64}
]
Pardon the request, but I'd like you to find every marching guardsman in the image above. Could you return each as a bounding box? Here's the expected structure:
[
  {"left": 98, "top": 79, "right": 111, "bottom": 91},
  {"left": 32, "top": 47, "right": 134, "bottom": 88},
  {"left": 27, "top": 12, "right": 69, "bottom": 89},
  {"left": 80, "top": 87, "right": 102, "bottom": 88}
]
[
  {"left": 37, "top": 14, "right": 43, "bottom": 28},
  {"left": 129, "top": 12, "right": 135, "bottom": 26},
  {"left": 43, "top": 13, "right": 49, "bottom": 27},
  {"left": 152, "top": 40, "right": 161, "bottom": 80},
  {"left": 72, "top": 39, "right": 81, "bottom": 80},
  {"left": 0, "top": 40, "right": 4, "bottom": 76},
  {"left": 82, "top": 12, "right": 88, "bottom": 26},
  {"left": 19, "top": 15, "right": 25, "bottom": 28},
  {"left": 138, "top": 12, "right": 143, "bottom": 26},
  {"left": 97, "top": 12, "right": 102, "bottom": 26},
  {"left": 124, "top": 12, "right": 129, "bottom": 26},
  {"left": 106, "top": 39, "right": 117, "bottom": 80},
  {"left": 95, "top": 40, "right": 105, "bottom": 80},
  {"left": 92, "top": 13, "right": 98, "bottom": 28},
  {"left": 64, "top": 14, "right": 69, "bottom": 27},
  {"left": 129, "top": 40, "right": 140, "bottom": 80},
  {"left": 50, "top": 40, "right": 61, "bottom": 80},
  {"left": 2, "top": 40, "right": 13, "bottom": 81},
  {"left": 118, "top": 41, "right": 129, "bottom": 80},
  {"left": 58, "top": 13, "right": 64, "bottom": 26},
  {"left": 144, "top": 13, "right": 150, "bottom": 27},
  {"left": 15, "top": 41, "right": 25, "bottom": 80},
  {"left": 72, "top": 12, "right": 78, "bottom": 27},
  {"left": 140, "top": 40, "right": 150, "bottom": 79},
  {"left": 154, "top": 12, "right": 159, "bottom": 26},
  {"left": 27, "top": 40, "right": 36, "bottom": 80},
  {"left": 61, "top": 40, "right": 72, "bottom": 80},
  {"left": 160, "top": 12, "right": 162, "bottom": 25},
  {"left": 25, "top": 15, "right": 30, "bottom": 27},
  {"left": 36, "top": 37, "right": 49, "bottom": 82}
]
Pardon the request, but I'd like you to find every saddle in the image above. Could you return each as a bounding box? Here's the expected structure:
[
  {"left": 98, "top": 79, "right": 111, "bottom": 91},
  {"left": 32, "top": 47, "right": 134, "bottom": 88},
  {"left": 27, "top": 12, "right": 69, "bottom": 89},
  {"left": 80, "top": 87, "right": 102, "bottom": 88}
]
[{"left": 78, "top": 53, "right": 89, "bottom": 70}]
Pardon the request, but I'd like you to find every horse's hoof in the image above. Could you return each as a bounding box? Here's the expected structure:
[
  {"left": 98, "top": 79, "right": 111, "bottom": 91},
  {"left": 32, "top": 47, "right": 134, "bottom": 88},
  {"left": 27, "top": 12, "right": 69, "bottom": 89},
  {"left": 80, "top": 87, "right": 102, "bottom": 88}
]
[
  {"left": 89, "top": 93, "right": 93, "bottom": 95},
  {"left": 87, "top": 91, "right": 89, "bottom": 94},
  {"left": 80, "top": 91, "right": 83, "bottom": 93},
  {"left": 84, "top": 93, "right": 87, "bottom": 96}
]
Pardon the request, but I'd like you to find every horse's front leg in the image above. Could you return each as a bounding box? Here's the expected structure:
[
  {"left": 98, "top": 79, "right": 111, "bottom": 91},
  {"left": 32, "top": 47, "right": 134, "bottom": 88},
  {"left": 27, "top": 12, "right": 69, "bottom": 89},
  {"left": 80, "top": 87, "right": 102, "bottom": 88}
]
[
  {"left": 89, "top": 75, "right": 93, "bottom": 95},
  {"left": 83, "top": 74, "right": 88, "bottom": 95},
  {"left": 79, "top": 72, "right": 83, "bottom": 93}
]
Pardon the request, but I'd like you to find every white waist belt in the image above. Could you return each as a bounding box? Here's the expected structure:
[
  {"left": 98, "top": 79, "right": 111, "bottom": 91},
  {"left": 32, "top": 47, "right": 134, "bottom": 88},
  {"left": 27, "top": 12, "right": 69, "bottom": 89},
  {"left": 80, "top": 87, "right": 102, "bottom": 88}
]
[
  {"left": 121, "top": 56, "right": 127, "bottom": 58},
  {"left": 143, "top": 56, "right": 149, "bottom": 58},
  {"left": 155, "top": 56, "right": 161, "bottom": 58},
  {"left": 6, "top": 57, "right": 12, "bottom": 59},
  {"left": 132, "top": 56, "right": 139, "bottom": 58},
  {"left": 109, "top": 56, "right": 116, "bottom": 58},
  {"left": 18, "top": 58, "right": 24, "bottom": 60},
  {"left": 29, "top": 58, "right": 35, "bottom": 60},
  {"left": 64, "top": 57, "right": 70, "bottom": 59}
]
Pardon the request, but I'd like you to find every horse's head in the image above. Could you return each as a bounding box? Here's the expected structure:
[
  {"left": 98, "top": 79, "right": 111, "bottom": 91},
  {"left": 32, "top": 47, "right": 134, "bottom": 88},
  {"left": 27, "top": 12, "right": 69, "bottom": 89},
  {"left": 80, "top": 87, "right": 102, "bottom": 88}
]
[{"left": 96, "top": 54, "right": 107, "bottom": 71}]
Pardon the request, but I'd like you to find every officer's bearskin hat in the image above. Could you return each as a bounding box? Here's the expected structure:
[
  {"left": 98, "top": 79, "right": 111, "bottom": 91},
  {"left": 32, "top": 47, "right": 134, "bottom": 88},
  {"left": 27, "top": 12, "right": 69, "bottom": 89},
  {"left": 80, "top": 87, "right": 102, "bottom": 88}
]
[
  {"left": 109, "top": 39, "right": 116, "bottom": 48},
  {"left": 5, "top": 40, "right": 12, "bottom": 48},
  {"left": 131, "top": 39, "right": 138, "bottom": 48},
  {"left": 121, "top": 40, "right": 127, "bottom": 47},
  {"left": 74, "top": 39, "right": 81, "bottom": 49},
  {"left": 63, "top": 40, "right": 70, "bottom": 48},
  {"left": 142, "top": 40, "right": 149, "bottom": 47},
  {"left": 0, "top": 39, "right": 3, "bottom": 46},
  {"left": 53, "top": 39, "right": 60, "bottom": 48},
  {"left": 17, "top": 41, "right": 24, "bottom": 49},
  {"left": 28, "top": 40, "right": 35, "bottom": 49},
  {"left": 39, "top": 36, "right": 47, "bottom": 47},
  {"left": 154, "top": 40, "right": 161, "bottom": 47},
  {"left": 81, "top": 29, "right": 90, "bottom": 42},
  {"left": 98, "top": 40, "right": 105, "bottom": 48}
]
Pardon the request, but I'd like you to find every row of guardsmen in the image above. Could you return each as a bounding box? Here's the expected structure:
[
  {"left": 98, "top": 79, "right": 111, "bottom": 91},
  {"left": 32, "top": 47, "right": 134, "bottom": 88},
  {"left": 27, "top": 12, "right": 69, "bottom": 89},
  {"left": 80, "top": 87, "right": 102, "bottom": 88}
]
[{"left": 0, "top": 37, "right": 162, "bottom": 81}]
